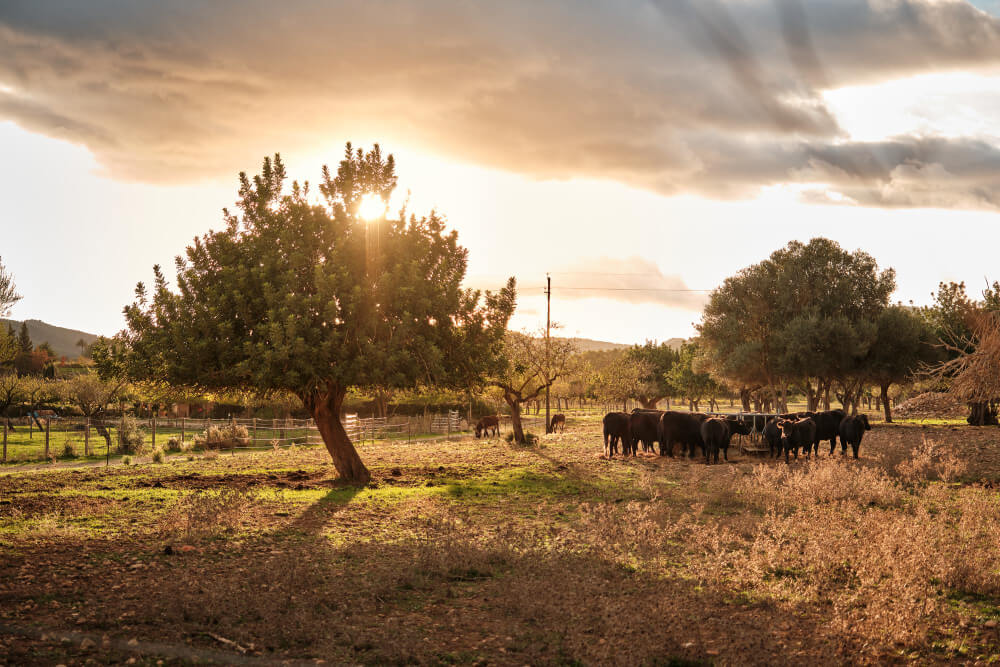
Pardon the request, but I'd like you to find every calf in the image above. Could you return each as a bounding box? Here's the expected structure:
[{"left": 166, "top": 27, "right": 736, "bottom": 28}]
[
  {"left": 629, "top": 409, "right": 663, "bottom": 454},
  {"left": 838, "top": 414, "right": 871, "bottom": 459},
  {"left": 475, "top": 415, "right": 500, "bottom": 438},
  {"left": 658, "top": 411, "right": 709, "bottom": 458},
  {"left": 603, "top": 412, "right": 632, "bottom": 457},
  {"left": 777, "top": 417, "right": 817, "bottom": 463},
  {"left": 549, "top": 413, "right": 566, "bottom": 433},
  {"left": 700, "top": 417, "right": 753, "bottom": 464}
]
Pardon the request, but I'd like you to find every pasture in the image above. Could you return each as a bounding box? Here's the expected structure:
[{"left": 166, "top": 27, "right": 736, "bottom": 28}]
[{"left": 1, "top": 418, "right": 1000, "bottom": 664}]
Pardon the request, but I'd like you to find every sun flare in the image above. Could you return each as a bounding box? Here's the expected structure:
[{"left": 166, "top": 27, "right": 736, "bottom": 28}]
[{"left": 358, "top": 193, "right": 386, "bottom": 221}]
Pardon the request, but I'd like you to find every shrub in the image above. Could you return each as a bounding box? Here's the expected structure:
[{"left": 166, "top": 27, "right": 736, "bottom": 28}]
[
  {"left": 61, "top": 441, "right": 79, "bottom": 459},
  {"left": 116, "top": 416, "right": 146, "bottom": 455},
  {"left": 194, "top": 423, "right": 250, "bottom": 450},
  {"left": 166, "top": 436, "right": 183, "bottom": 452},
  {"left": 504, "top": 431, "right": 539, "bottom": 445},
  {"left": 121, "top": 455, "right": 133, "bottom": 466},
  {"left": 151, "top": 446, "right": 165, "bottom": 464}
]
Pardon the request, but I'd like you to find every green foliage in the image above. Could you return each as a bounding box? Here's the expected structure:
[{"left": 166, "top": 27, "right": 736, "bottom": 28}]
[
  {"left": 151, "top": 446, "right": 165, "bottom": 464},
  {"left": 58, "top": 373, "right": 121, "bottom": 418},
  {"left": 665, "top": 340, "right": 722, "bottom": 409},
  {"left": 624, "top": 340, "right": 679, "bottom": 406}
]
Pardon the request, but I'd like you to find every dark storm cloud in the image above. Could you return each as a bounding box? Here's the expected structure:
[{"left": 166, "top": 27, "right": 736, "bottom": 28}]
[{"left": 1, "top": 0, "right": 1000, "bottom": 208}]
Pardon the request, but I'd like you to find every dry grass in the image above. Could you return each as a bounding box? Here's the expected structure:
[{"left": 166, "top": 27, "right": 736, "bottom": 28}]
[{"left": 1, "top": 420, "right": 999, "bottom": 664}]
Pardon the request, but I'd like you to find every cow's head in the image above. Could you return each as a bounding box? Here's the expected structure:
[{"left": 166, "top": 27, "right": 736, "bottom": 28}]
[
  {"left": 859, "top": 414, "right": 871, "bottom": 430},
  {"left": 726, "top": 417, "right": 753, "bottom": 436}
]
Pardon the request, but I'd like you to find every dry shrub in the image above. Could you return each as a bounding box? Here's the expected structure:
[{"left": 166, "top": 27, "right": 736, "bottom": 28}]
[
  {"left": 894, "top": 392, "right": 966, "bottom": 419},
  {"left": 738, "top": 458, "right": 904, "bottom": 512},
  {"left": 194, "top": 424, "right": 249, "bottom": 450},
  {"left": 894, "top": 436, "right": 970, "bottom": 483},
  {"left": 161, "top": 488, "right": 252, "bottom": 539}
]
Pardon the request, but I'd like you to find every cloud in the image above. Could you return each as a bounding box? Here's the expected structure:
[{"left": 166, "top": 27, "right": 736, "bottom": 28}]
[
  {"left": 465, "top": 256, "right": 709, "bottom": 310},
  {"left": 1, "top": 1, "right": 1000, "bottom": 207}
]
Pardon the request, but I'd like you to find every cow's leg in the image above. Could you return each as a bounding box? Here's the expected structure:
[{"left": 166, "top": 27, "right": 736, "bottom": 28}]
[{"left": 852, "top": 442, "right": 860, "bottom": 459}]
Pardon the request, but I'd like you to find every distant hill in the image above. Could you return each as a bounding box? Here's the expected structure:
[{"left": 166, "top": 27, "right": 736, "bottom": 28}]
[
  {"left": 1, "top": 319, "right": 100, "bottom": 359},
  {"left": 562, "top": 337, "right": 686, "bottom": 352}
]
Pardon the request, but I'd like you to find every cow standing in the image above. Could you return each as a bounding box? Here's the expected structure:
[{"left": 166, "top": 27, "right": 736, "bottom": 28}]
[
  {"left": 777, "top": 417, "right": 817, "bottom": 463},
  {"left": 549, "top": 414, "right": 566, "bottom": 433},
  {"left": 657, "top": 411, "right": 709, "bottom": 458},
  {"left": 629, "top": 409, "right": 663, "bottom": 454},
  {"left": 603, "top": 412, "right": 632, "bottom": 457},
  {"left": 838, "top": 414, "right": 871, "bottom": 459},
  {"left": 475, "top": 416, "right": 500, "bottom": 438},
  {"left": 700, "top": 417, "right": 753, "bottom": 464}
]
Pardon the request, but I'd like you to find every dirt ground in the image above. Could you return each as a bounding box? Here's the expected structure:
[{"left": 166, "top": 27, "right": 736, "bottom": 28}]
[{"left": 1, "top": 419, "right": 1000, "bottom": 665}]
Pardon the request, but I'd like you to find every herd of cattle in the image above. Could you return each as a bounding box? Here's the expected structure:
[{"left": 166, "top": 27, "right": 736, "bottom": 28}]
[
  {"left": 472, "top": 408, "right": 871, "bottom": 464},
  {"left": 602, "top": 408, "right": 872, "bottom": 464}
]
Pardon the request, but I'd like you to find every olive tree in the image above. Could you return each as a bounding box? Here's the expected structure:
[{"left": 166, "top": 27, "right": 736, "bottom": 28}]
[
  {"left": 112, "top": 145, "right": 514, "bottom": 483},
  {"left": 489, "top": 331, "right": 576, "bottom": 443}
]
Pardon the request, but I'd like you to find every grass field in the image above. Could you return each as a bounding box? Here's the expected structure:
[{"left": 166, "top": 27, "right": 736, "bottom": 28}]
[{"left": 2, "top": 418, "right": 1000, "bottom": 664}]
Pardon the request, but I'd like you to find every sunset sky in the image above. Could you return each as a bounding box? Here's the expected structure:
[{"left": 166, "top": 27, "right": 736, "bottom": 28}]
[{"left": 3, "top": 0, "right": 1000, "bottom": 344}]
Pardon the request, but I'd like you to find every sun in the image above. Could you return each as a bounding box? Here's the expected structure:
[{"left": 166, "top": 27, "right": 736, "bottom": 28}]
[{"left": 358, "top": 193, "right": 386, "bottom": 221}]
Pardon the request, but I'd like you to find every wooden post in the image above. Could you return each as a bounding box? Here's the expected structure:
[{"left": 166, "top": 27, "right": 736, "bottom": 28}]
[
  {"left": 44, "top": 418, "right": 50, "bottom": 459},
  {"left": 2, "top": 421, "right": 6, "bottom": 463},
  {"left": 84, "top": 418, "right": 90, "bottom": 457},
  {"left": 151, "top": 415, "right": 157, "bottom": 449},
  {"left": 181, "top": 417, "right": 185, "bottom": 445},
  {"left": 253, "top": 417, "right": 257, "bottom": 446}
]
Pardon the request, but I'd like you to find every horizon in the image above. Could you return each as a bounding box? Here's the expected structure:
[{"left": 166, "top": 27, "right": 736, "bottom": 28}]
[{"left": 4, "top": 1, "right": 1000, "bottom": 343}]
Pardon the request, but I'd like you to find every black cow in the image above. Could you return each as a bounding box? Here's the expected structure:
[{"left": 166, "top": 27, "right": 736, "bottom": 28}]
[
  {"left": 777, "top": 417, "right": 817, "bottom": 463},
  {"left": 762, "top": 418, "right": 783, "bottom": 458},
  {"left": 475, "top": 415, "right": 500, "bottom": 438},
  {"left": 700, "top": 417, "right": 753, "bottom": 464},
  {"left": 629, "top": 409, "right": 663, "bottom": 454},
  {"left": 657, "top": 411, "right": 709, "bottom": 458},
  {"left": 838, "top": 414, "right": 871, "bottom": 459},
  {"left": 603, "top": 412, "right": 632, "bottom": 457},
  {"left": 811, "top": 409, "right": 846, "bottom": 456},
  {"left": 549, "top": 413, "right": 566, "bottom": 433}
]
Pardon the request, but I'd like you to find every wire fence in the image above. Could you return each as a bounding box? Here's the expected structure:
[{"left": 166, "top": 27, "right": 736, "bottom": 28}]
[{"left": 0, "top": 410, "right": 493, "bottom": 464}]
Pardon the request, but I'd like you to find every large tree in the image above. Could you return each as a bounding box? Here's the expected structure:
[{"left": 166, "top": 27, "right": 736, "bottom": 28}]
[
  {"left": 699, "top": 238, "right": 895, "bottom": 413},
  {"left": 113, "top": 146, "right": 514, "bottom": 483},
  {"left": 865, "top": 305, "right": 937, "bottom": 422},
  {"left": 0, "top": 259, "right": 20, "bottom": 367},
  {"left": 624, "top": 340, "right": 679, "bottom": 409}
]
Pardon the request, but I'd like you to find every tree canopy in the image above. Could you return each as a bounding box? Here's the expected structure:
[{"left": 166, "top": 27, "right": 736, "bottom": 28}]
[
  {"left": 112, "top": 144, "right": 515, "bottom": 483},
  {"left": 699, "top": 238, "right": 896, "bottom": 413}
]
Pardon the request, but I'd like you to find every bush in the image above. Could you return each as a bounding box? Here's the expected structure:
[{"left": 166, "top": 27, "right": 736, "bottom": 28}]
[
  {"left": 504, "top": 431, "right": 539, "bottom": 446},
  {"left": 194, "top": 423, "right": 250, "bottom": 450},
  {"left": 166, "top": 436, "right": 183, "bottom": 452},
  {"left": 116, "top": 416, "right": 146, "bottom": 455},
  {"left": 61, "top": 441, "right": 79, "bottom": 459},
  {"left": 151, "top": 446, "right": 165, "bottom": 464},
  {"left": 121, "top": 455, "right": 133, "bottom": 466}
]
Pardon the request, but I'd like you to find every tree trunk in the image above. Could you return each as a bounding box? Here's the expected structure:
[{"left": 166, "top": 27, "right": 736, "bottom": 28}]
[
  {"left": 639, "top": 397, "right": 660, "bottom": 409},
  {"left": 303, "top": 386, "right": 370, "bottom": 484},
  {"left": 740, "top": 388, "right": 751, "bottom": 412},
  {"left": 822, "top": 380, "right": 831, "bottom": 411},
  {"left": 507, "top": 395, "right": 526, "bottom": 444},
  {"left": 805, "top": 380, "right": 817, "bottom": 412},
  {"left": 880, "top": 383, "right": 892, "bottom": 423}
]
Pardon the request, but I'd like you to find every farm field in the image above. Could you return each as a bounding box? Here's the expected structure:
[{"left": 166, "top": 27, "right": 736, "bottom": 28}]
[{"left": 2, "top": 418, "right": 1000, "bottom": 665}]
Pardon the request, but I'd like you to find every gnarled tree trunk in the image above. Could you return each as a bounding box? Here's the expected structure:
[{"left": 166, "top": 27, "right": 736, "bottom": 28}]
[
  {"left": 505, "top": 393, "right": 526, "bottom": 444},
  {"left": 302, "top": 385, "right": 370, "bottom": 484},
  {"left": 880, "top": 383, "right": 892, "bottom": 423}
]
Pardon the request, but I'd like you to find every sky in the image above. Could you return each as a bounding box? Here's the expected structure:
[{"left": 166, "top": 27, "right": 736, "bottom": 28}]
[{"left": 2, "top": 0, "right": 1000, "bottom": 344}]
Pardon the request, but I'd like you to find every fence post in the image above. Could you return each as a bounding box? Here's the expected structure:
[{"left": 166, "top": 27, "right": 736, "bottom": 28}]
[
  {"left": 181, "top": 417, "right": 185, "bottom": 445},
  {"left": 152, "top": 415, "right": 157, "bottom": 449},
  {"left": 2, "top": 420, "right": 6, "bottom": 463},
  {"left": 253, "top": 417, "right": 257, "bottom": 446},
  {"left": 85, "top": 417, "right": 90, "bottom": 457},
  {"left": 45, "top": 418, "right": 50, "bottom": 459}
]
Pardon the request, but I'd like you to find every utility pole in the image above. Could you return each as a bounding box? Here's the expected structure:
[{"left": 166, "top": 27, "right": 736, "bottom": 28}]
[{"left": 545, "top": 273, "right": 551, "bottom": 434}]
